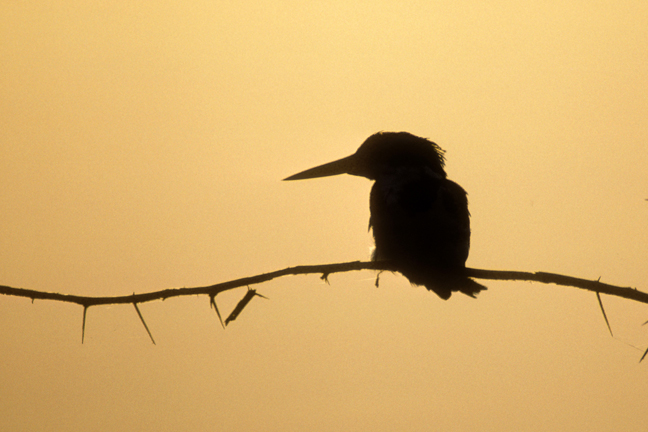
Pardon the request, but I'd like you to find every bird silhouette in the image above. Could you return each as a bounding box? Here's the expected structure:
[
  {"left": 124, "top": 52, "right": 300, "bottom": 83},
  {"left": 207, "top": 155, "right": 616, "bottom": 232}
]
[{"left": 284, "top": 131, "right": 485, "bottom": 300}]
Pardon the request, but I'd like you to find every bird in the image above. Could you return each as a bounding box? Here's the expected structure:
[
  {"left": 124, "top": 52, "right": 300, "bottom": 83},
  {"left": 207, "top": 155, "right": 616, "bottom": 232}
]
[{"left": 284, "top": 131, "right": 485, "bottom": 300}]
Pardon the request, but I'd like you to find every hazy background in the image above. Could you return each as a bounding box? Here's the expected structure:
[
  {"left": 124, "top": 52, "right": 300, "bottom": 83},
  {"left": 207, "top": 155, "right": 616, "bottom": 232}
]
[{"left": 2, "top": 1, "right": 647, "bottom": 430}]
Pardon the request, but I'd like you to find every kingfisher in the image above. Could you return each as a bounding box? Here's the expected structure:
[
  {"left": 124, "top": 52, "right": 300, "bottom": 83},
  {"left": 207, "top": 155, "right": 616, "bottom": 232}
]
[{"left": 284, "top": 131, "right": 485, "bottom": 300}]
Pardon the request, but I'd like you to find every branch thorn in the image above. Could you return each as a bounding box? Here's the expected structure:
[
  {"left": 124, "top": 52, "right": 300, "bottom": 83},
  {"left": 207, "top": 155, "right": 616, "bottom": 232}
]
[
  {"left": 596, "top": 292, "right": 613, "bottom": 336},
  {"left": 133, "top": 303, "right": 156, "bottom": 345},
  {"left": 81, "top": 306, "right": 88, "bottom": 344},
  {"left": 210, "top": 294, "right": 225, "bottom": 329}
]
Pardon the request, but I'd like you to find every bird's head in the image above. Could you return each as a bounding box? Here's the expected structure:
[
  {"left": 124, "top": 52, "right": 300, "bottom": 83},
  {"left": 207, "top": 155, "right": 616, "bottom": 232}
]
[{"left": 284, "top": 132, "right": 447, "bottom": 181}]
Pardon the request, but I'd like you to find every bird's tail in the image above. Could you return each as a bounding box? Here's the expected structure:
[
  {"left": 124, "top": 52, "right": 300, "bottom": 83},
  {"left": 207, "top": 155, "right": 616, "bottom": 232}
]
[
  {"left": 423, "top": 273, "right": 487, "bottom": 300},
  {"left": 389, "top": 261, "right": 487, "bottom": 300}
]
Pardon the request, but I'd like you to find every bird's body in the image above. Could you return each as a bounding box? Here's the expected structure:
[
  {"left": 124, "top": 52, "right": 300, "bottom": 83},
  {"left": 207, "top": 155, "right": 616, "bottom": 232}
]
[{"left": 284, "top": 131, "right": 485, "bottom": 299}]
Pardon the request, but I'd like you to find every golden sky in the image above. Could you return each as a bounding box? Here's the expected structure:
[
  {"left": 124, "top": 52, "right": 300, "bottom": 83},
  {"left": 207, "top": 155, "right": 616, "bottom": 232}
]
[{"left": 2, "top": 1, "right": 648, "bottom": 430}]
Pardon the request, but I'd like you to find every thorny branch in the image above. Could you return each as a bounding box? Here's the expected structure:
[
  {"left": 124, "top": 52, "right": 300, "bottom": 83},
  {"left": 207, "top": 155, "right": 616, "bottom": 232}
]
[{"left": 1, "top": 261, "right": 646, "bottom": 359}]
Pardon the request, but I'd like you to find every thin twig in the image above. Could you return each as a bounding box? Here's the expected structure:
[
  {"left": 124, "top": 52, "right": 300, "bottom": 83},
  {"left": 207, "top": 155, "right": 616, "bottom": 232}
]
[
  {"left": 1, "top": 261, "right": 647, "bottom": 306},
  {"left": 1, "top": 261, "right": 646, "bottom": 359}
]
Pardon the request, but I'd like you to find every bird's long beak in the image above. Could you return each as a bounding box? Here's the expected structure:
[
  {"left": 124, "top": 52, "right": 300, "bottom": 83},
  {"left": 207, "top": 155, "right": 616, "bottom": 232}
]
[{"left": 283, "top": 154, "right": 357, "bottom": 181}]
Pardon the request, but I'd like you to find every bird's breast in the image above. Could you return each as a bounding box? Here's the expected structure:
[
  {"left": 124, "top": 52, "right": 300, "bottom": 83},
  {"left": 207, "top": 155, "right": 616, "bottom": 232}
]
[{"left": 369, "top": 171, "right": 470, "bottom": 269}]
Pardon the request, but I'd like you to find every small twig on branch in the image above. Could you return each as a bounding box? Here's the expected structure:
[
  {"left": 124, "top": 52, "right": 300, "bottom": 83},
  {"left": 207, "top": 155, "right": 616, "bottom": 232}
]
[{"left": 224, "top": 288, "right": 268, "bottom": 326}]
